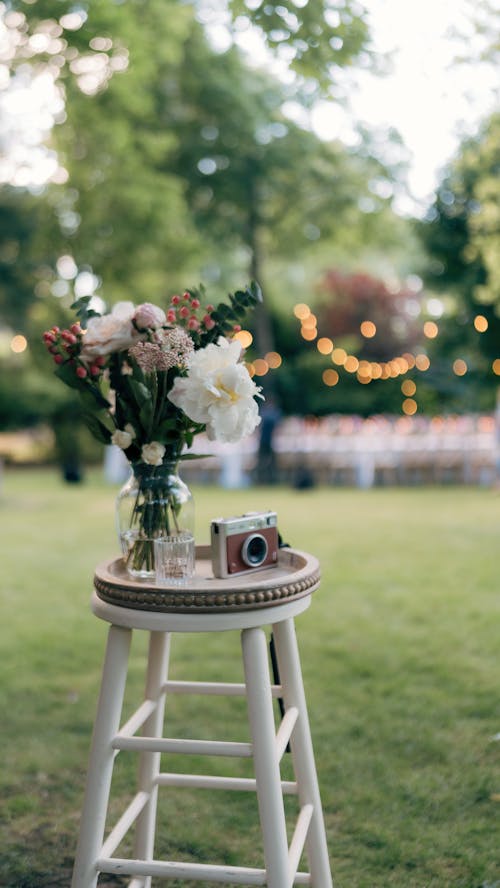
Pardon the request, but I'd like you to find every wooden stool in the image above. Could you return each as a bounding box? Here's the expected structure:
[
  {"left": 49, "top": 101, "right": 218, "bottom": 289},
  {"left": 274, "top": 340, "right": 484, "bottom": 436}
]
[{"left": 71, "top": 546, "right": 332, "bottom": 887}]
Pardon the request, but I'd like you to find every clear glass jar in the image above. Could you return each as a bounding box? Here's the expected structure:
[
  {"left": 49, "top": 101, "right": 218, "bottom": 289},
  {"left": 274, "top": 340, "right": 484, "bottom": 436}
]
[{"left": 116, "top": 461, "right": 194, "bottom": 579}]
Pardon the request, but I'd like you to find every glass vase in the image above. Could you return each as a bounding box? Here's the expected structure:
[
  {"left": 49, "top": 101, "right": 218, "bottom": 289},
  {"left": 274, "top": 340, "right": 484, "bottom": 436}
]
[{"left": 116, "top": 461, "right": 194, "bottom": 580}]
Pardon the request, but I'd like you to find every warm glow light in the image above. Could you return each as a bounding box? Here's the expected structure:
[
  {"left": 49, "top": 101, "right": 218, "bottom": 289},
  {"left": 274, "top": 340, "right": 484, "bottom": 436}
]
[
  {"left": 331, "top": 347, "right": 347, "bottom": 365},
  {"left": 322, "top": 368, "right": 339, "bottom": 386},
  {"left": 402, "top": 398, "right": 418, "bottom": 415},
  {"left": 493, "top": 359, "right": 500, "bottom": 376},
  {"left": 473, "top": 314, "right": 488, "bottom": 333},
  {"left": 265, "top": 351, "right": 282, "bottom": 369},
  {"left": 357, "top": 372, "right": 371, "bottom": 384},
  {"left": 245, "top": 362, "right": 255, "bottom": 377},
  {"left": 252, "top": 359, "right": 269, "bottom": 376},
  {"left": 344, "top": 355, "right": 359, "bottom": 373},
  {"left": 293, "top": 303, "right": 311, "bottom": 320},
  {"left": 453, "top": 358, "right": 468, "bottom": 376},
  {"left": 401, "top": 379, "right": 416, "bottom": 396},
  {"left": 395, "top": 357, "right": 409, "bottom": 374},
  {"left": 234, "top": 329, "right": 253, "bottom": 348},
  {"left": 380, "top": 363, "right": 390, "bottom": 380},
  {"left": 389, "top": 360, "right": 400, "bottom": 377},
  {"left": 360, "top": 320, "right": 376, "bottom": 338},
  {"left": 10, "top": 334, "right": 27, "bottom": 353},
  {"left": 301, "top": 313, "right": 317, "bottom": 330},
  {"left": 415, "top": 353, "right": 430, "bottom": 371},
  {"left": 301, "top": 327, "right": 317, "bottom": 341},
  {"left": 317, "top": 337, "right": 334, "bottom": 355},
  {"left": 423, "top": 321, "right": 438, "bottom": 339},
  {"left": 371, "top": 363, "right": 382, "bottom": 379},
  {"left": 357, "top": 360, "right": 372, "bottom": 377},
  {"left": 402, "top": 352, "right": 416, "bottom": 369}
]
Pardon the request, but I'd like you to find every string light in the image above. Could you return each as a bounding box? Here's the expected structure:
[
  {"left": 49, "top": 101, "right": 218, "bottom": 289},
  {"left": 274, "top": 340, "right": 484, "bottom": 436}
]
[
  {"left": 331, "top": 347, "right": 347, "bottom": 365},
  {"left": 401, "top": 379, "right": 416, "bottom": 396},
  {"left": 423, "top": 321, "right": 438, "bottom": 338},
  {"left": 293, "top": 303, "right": 310, "bottom": 320},
  {"left": 453, "top": 359, "right": 467, "bottom": 376},
  {"left": 360, "top": 320, "right": 376, "bottom": 338},
  {"left": 344, "top": 355, "right": 359, "bottom": 373},
  {"left": 402, "top": 398, "right": 418, "bottom": 415},
  {"left": 301, "top": 327, "right": 317, "bottom": 341},
  {"left": 265, "top": 351, "right": 282, "bottom": 369},
  {"left": 301, "top": 313, "right": 317, "bottom": 330},
  {"left": 317, "top": 337, "right": 334, "bottom": 355},
  {"left": 492, "top": 359, "right": 500, "bottom": 376},
  {"left": 252, "top": 358, "right": 269, "bottom": 376},
  {"left": 322, "top": 368, "right": 339, "bottom": 386},
  {"left": 415, "top": 354, "right": 430, "bottom": 371},
  {"left": 10, "top": 335, "right": 27, "bottom": 353},
  {"left": 233, "top": 329, "right": 253, "bottom": 348},
  {"left": 474, "top": 315, "right": 488, "bottom": 333}
]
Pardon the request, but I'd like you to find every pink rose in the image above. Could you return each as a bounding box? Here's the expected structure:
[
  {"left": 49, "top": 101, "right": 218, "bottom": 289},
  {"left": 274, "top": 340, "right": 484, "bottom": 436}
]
[{"left": 134, "top": 303, "right": 167, "bottom": 330}]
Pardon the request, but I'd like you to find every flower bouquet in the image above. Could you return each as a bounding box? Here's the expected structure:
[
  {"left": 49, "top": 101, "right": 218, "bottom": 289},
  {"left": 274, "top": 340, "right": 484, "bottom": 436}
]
[{"left": 43, "top": 282, "right": 263, "bottom": 578}]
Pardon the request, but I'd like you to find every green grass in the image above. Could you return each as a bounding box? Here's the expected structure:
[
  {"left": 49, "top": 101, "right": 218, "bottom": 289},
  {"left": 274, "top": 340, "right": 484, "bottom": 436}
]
[{"left": 1, "top": 468, "right": 499, "bottom": 887}]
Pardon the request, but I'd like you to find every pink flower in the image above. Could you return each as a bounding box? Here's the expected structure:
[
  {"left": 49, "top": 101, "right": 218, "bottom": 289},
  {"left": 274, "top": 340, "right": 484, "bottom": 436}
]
[
  {"left": 167, "top": 309, "right": 176, "bottom": 323},
  {"left": 134, "top": 302, "right": 167, "bottom": 330},
  {"left": 190, "top": 298, "right": 200, "bottom": 309},
  {"left": 203, "top": 316, "right": 216, "bottom": 330},
  {"left": 179, "top": 306, "right": 190, "bottom": 319},
  {"left": 183, "top": 291, "right": 190, "bottom": 300},
  {"left": 187, "top": 317, "right": 200, "bottom": 331},
  {"left": 53, "top": 354, "right": 64, "bottom": 364},
  {"left": 205, "top": 304, "right": 214, "bottom": 313},
  {"left": 171, "top": 294, "right": 181, "bottom": 305}
]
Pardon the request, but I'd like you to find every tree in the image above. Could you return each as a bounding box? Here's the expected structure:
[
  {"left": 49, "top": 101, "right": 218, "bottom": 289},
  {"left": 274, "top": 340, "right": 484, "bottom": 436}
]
[{"left": 417, "top": 112, "right": 500, "bottom": 409}]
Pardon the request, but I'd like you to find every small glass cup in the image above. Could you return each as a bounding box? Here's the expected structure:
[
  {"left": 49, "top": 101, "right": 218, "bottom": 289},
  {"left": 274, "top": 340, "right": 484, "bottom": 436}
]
[{"left": 154, "top": 533, "right": 195, "bottom": 586}]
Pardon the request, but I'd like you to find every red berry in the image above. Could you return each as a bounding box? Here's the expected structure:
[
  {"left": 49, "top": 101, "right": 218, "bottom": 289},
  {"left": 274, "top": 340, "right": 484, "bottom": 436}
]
[
  {"left": 171, "top": 294, "right": 180, "bottom": 305},
  {"left": 53, "top": 354, "right": 64, "bottom": 364},
  {"left": 70, "top": 323, "right": 81, "bottom": 335},
  {"left": 76, "top": 366, "right": 87, "bottom": 378},
  {"left": 179, "top": 306, "right": 190, "bottom": 318},
  {"left": 90, "top": 365, "right": 101, "bottom": 376},
  {"left": 190, "top": 298, "right": 200, "bottom": 309}
]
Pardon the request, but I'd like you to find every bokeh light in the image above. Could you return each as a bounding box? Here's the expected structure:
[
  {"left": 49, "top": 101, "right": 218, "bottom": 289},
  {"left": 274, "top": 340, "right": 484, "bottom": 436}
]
[
  {"left": 265, "top": 351, "right": 282, "bottom": 369},
  {"left": 293, "top": 303, "right": 310, "bottom": 320},
  {"left": 402, "top": 398, "right": 417, "bottom": 415},
  {"left": 331, "top": 347, "right": 347, "bottom": 365},
  {"left": 233, "top": 329, "right": 253, "bottom": 348},
  {"left": 493, "top": 359, "right": 500, "bottom": 376},
  {"left": 252, "top": 358, "right": 269, "bottom": 376},
  {"left": 317, "top": 337, "right": 334, "bottom": 355},
  {"left": 322, "top": 369, "right": 339, "bottom": 386},
  {"left": 344, "top": 355, "right": 359, "bottom": 373},
  {"left": 401, "top": 379, "right": 416, "bottom": 396},
  {"left": 415, "top": 354, "right": 430, "bottom": 371},
  {"left": 423, "top": 321, "right": 438, "bottom": 339},
  {"left": 301, "top": 327, "right": 317, "bottom": 341},
  {"left": 360, "top": 320, "right": 376, "bottom": 338},
  {"left": 10, "top": 334, "right": 27, "bottom": 353},
  {"left": 301, "top": 313, "right": 317, "bottom": 330},
  {"left": 453, "top": 359, "right": 467, "bottom": 376},
  {"left": 474, "top": 315, "right": 488, "bottom": 333}
]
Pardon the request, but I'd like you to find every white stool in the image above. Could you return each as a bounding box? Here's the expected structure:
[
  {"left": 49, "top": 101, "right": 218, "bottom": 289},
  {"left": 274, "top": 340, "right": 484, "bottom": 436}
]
[{"left": 71, "top": 547, "right": 332, "bottom": 888}]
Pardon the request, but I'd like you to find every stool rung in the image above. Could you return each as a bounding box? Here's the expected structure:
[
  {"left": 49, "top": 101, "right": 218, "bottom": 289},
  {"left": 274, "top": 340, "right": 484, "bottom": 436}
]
[
  {"left": 113, "top": 735, "right": 253, "bottom": 757},
  {"left": 100, "top": 791, "right": 149, "bottom": 859},
  {"left": 163, "top": 680, "right": 283, "bottom": 698},
  {"left": 288, "top": 803, "right": 314, "bottom": 883},
  {"left": 119, "top": 698, "right": 157, "bottom": 738},
  {"left": 98, "top": 856, "right": 311, "bottom": 885},
  {"left": 156, "top": 771, "right": 298, "bottom": 794},
  {"left": 276, "top": 706, "right": 299, "bottom": 760}
]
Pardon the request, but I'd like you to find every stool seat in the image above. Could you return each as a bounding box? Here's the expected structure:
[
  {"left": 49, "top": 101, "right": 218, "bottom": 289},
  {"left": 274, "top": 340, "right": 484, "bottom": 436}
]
[{"left": 71, "top": 547, "right": 333, "bottom": 888}]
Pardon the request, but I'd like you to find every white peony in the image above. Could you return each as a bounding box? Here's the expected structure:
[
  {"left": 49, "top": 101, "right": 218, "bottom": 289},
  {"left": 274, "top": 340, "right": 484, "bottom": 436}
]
[
  {"left": 81, "top": 302, "right": 139, "bottom": 360},
  {"left": 141, "top": 441, "right": 166, "bottom": 466},
  {"left": 167, "top": 337, "right": 262, "bottom": 443}
]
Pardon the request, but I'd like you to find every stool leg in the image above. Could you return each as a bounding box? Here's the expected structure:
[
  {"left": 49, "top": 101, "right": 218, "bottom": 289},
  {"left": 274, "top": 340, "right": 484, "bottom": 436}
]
[
  {"left": 241, "top": 626, "right": 291, "bottom": 888},
  {"left": 71, "top": 625, "right": 132, "bottom": 888},
  {"left": 131, "top": 631, "right": 171, "bottom": 888},
  {"left": 273, "top": 618, "right": 333, "bottom": 887}
]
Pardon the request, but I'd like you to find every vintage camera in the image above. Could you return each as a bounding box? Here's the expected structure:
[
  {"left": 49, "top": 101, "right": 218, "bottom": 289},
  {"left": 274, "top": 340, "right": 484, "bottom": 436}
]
[{"left": 211, "top": 511, "right": 279, "bottom": 578}]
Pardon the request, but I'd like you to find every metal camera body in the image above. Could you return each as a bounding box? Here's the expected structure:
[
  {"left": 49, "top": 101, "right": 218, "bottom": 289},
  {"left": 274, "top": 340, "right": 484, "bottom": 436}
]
[{"left": 211, "top": 511, "right": 279, "bottom": 578}]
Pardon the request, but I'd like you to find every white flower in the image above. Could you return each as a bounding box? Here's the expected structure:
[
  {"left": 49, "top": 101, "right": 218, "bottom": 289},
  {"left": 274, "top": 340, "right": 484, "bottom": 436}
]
[
  {"left": 81, "top": 302, "right": 140, "bottom": 360},
  {"left": 111, "top": 428, "right": 134, "bottom": 450},
  {"left": 167, "top": 337, "right": 262, "bottom": 443},
  {"left": 134, "top": 302, "right": 167, "bottom": 330},
  {"left": 141, "top": 441, "right": 166, "bottom": 466}
]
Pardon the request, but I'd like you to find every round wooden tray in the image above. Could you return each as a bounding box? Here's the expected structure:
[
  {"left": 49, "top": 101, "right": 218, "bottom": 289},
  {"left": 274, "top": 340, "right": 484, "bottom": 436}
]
[{"left": 94, "top": 545, "right": 320, "bottom": 614}]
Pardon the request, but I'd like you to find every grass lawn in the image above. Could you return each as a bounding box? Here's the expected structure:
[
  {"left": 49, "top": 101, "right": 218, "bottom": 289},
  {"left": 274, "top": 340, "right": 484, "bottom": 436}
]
[{"left": 1, "top": 467, "right": 499, "bottom": 887}]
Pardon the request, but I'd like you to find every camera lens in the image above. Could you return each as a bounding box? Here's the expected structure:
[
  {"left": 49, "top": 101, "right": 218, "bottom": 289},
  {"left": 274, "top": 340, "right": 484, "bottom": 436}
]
[{"left": 241, "top": 533, "right": 268, "bottom": 567}]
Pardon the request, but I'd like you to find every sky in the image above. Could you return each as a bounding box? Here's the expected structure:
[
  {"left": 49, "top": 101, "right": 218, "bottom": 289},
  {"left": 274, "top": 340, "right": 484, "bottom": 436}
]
[
  {"left": 309, "top": 0, "right": 498, "bottom": 210},
  {"left": 1, "top": 0, "right": 498, "bottom": 208}
]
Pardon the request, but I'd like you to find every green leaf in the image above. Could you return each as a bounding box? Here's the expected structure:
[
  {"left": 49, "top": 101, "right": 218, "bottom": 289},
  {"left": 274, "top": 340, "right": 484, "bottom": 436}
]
[
  {"left": 81, "top": 412, "right": 113, "bottom": 445},
  {"left": 178, "top": 452, "right": 213, "bottom": 461}
]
